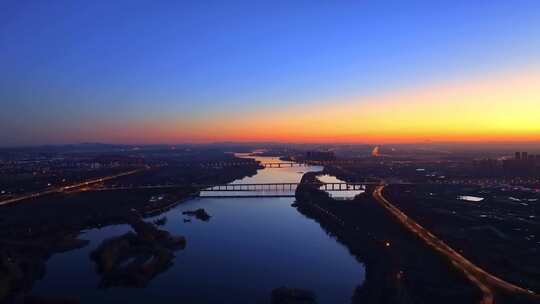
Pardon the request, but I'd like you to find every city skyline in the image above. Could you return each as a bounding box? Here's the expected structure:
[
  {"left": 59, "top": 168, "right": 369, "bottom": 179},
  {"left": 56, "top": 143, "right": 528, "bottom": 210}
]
[{"left": 2, "top": 1, "right": 540, "bottom": 146}]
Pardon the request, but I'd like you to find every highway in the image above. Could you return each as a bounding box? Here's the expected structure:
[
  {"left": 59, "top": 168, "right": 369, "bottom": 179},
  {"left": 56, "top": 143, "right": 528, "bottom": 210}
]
[
  {"left": 373, "top": 184, "right": 538, "bottom": 304},
  {"left": 0, "top": 168, "right": 145, "bottom": 206}
]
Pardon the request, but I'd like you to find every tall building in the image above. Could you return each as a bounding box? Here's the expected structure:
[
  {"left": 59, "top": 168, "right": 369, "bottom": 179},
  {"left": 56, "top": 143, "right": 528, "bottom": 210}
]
[{"left": 505, "top": 151, "right": 537, "bottom": 176}]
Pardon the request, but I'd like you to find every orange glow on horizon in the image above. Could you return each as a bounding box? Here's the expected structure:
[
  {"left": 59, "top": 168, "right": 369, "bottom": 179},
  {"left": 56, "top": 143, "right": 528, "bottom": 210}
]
[{"left": 85, "top": 69, "right": 540, "bottom": 144}]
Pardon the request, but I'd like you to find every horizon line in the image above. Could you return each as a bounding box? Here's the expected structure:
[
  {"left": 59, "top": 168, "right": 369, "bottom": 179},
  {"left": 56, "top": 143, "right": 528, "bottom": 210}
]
[{"left": 3, "top": 139, "right": 540, "bottom": 149}]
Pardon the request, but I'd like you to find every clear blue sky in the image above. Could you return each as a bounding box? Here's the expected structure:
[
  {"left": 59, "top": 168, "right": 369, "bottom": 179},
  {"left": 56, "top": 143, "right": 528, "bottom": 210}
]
[{"left": 1, "top": 1, "right": 539, "bottom": 146}]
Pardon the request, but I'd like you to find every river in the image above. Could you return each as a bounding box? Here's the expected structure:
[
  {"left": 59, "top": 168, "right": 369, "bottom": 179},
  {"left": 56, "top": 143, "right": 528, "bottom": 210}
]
[{"left": 31, "top": 155, "right": 366, "bottom": 303}]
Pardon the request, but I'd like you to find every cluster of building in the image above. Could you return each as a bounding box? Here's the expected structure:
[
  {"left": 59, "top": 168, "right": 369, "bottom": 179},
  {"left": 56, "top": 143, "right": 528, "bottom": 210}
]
[
  {"left": 0, "top": 154, "right": 147, "bottom": 196},
  {"left": 504, "top": 152, "right": 540, "bottom": 176},
  {"left": 88, "top": 155, "right": 144, "bottom": 169},
  {"left": 0, "top": 155, "right": 143, "bottom": 175},
  {"left": 474, "top": 152, "right": 540, "bottom": 177},
  {"left": 514, "top": 152, "right": 540, "bottom": 161},
  {"left": 304, "top": 151, "right": 336, "bottom": 161}
]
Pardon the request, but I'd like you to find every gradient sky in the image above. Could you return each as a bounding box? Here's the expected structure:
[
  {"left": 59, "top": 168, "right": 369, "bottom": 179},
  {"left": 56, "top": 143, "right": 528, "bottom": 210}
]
[{"left": 1, "top": 1, "right": 540, "bottom": 146}]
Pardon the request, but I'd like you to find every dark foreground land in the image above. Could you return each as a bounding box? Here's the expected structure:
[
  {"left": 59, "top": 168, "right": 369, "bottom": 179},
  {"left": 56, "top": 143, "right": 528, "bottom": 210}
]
[
  {"left": 0, "top": 154, "right": 258, "bottom": 303},
  {"left": 383, "top": 184, "right": 540, "bottom": 295},
  {"left": 294, "top": 171, "right": 481, "bottom": 304},
  {"left": 318, "top": 164, "right": 540, "bottom": 304},
  {"left": 3, "top": 145, "right": 539, "bottom": 304}
]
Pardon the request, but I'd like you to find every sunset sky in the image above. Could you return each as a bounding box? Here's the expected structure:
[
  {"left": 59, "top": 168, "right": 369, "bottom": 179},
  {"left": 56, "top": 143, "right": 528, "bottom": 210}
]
[{"left": 1, "top": 1, "right": 540, "bottom": 146}]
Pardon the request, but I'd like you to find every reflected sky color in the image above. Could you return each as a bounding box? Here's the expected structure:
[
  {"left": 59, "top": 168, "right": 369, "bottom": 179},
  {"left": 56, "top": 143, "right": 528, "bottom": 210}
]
[
  {"left": 31, "top": 157, "right": 365, "bottom": 303},
  {"left": 1, "top": 1, "right": 540, "bottom": 145}
]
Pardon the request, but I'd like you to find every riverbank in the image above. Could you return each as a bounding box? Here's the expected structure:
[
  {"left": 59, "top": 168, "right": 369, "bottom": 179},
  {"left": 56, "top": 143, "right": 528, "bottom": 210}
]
[{"left": 293, "top": 171, "right": 481, "bottom": 304}]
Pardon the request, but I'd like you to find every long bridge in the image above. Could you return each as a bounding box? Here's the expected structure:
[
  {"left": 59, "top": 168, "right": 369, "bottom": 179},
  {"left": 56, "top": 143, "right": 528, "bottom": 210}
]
[
  {"left": 178, "top": 161, "right": 307, "bottom": 168},
  {"left": 201, "top": 182, "right": 370, "bottom": 192},
  {"left": 90, "top": 181, "right": 379, "bottom": 197},
  {"left": 199, "top": 182, "right": 372, "bottom": 198},
  {"left": 178, "top": 159, "right": 370, "bottom": 168}
]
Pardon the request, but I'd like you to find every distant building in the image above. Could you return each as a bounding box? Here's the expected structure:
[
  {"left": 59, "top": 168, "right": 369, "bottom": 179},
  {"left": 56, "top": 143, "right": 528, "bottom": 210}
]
[
  {"left": 305, "top": 151, "right": 335, "bottom": 161},
  {"left": 503, "top": 151, "right": 540, "bottom": 176},
  {"left": 91, "top": 155, "right": 144, "bottom": 168},
  {"left": 474, "top": 158, "right": 500, "bottom": 177}
]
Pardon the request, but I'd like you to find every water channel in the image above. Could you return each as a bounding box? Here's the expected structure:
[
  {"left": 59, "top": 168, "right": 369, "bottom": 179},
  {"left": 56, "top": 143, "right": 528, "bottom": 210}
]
[{"left": 31, "top": 155, "right": 366, "bottom": 303}]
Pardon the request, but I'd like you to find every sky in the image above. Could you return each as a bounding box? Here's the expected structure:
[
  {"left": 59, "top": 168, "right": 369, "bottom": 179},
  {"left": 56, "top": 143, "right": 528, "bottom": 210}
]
[{"left": 1, "top": 1, "right": 540, "bottom": 146}]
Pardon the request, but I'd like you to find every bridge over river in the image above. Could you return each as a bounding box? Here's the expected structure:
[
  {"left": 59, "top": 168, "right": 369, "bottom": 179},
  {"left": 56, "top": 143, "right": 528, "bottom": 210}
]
[
  {"left": 177, "top": 159, "right": 371, "bottom": 168},
  {"left": 92, "top": 181, "right": 383, "bottom": 197},
  {"left": 199, "top": 182, "right": 375, "bottom": 197}
]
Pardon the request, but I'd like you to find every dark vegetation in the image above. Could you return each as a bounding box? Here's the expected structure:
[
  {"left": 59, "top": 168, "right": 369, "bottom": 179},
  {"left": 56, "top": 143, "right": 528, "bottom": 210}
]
[
  {"left": 182, "top": 208, "right": 211, "bottom": 222},
  {"left": 90, "top": 211, "right": 186, "bottom": 288}
]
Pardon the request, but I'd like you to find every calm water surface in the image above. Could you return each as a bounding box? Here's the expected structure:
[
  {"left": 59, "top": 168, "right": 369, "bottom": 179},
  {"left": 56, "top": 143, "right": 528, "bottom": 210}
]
[{"left": 32, "top": 156, "right": 366, "bottom": 303}]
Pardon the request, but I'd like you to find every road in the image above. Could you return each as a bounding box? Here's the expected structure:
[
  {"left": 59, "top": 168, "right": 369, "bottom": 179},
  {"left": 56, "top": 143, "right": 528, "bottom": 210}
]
[
  {"left": 373, "top": 184, "right": 537, "bottom": 304},
  {"left": 0, "top": 168, "right": 145, "bottom": 206}
]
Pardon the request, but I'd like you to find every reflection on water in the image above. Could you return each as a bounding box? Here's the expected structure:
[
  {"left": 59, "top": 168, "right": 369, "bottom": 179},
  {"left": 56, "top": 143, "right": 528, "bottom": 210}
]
[
  {"left": 30, "top": 156, "right": 365, "bottom": 303},
  {"left": 317, "top": 174, "right": 366, "bottom": 200}
]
